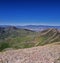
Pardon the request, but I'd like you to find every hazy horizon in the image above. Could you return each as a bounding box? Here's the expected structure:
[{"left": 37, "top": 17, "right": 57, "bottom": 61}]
[{"left": 0, "top": 23, "right": 60, "bottom": 26}]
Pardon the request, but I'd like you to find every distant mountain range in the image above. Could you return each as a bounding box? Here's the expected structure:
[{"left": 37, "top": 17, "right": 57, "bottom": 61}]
[
  {"left": 17, "top": 25, "right": 60, "bottom": 31},
  {"left": 0, "top": 25, "right": 60, "bottom": 31}
]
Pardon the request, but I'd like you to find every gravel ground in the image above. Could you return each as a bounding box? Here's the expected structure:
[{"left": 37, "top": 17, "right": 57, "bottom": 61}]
[{"left": 0, "top": 44, "right": 60, "bottom": 63}]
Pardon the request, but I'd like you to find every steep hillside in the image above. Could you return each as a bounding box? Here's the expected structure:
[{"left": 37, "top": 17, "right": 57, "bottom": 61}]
[
  {"left": 0, "top": 26, "right": 36, "bottom": 51},
  {"left": 0, "top": 44, "right": 60, "bottom": 63},
  {"left": 35, "top": 28, "right": 60, "bottom": 46},
  {"left": 0, "top": 26, "right": 60, "bottom": 51}
]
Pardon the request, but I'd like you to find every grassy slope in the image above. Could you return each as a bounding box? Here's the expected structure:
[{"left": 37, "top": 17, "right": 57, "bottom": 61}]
[
  {"left": 0, "top": 28, "right": 37, "bottom": 51},
  {"left": 0, "top": 27, "right": 60, "bottom": 51}
]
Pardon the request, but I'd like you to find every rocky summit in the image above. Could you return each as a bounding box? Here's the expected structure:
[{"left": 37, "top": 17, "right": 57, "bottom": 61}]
[{"left": 0, "top": 44, "right": 60, "bottom": 63}]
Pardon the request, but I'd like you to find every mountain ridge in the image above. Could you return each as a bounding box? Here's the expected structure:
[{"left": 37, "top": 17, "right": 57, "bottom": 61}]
[
  {"left": 0, "top": 25, "right": 60, "bottom": 31},
  {"left": 0, "top": 26, "right": 60, "bottom": 51}
]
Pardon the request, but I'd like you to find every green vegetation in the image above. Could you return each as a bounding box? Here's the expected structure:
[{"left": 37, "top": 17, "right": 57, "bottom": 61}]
[
  {"left": 0, "top": 42, "right": 10, "bottom": 51},
  {"left": 0, "top": 27, "right": 60, "bottom": 51}
]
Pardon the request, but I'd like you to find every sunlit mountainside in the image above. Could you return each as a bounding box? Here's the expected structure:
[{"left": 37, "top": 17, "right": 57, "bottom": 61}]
[{"left": 0, "top": 25, "right": 60, "bottom": 51}]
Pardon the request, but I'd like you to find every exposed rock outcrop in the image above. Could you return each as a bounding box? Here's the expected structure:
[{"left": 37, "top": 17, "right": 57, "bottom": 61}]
[{"left": 0, "top": 44, "right": 60, "bottom": 63}]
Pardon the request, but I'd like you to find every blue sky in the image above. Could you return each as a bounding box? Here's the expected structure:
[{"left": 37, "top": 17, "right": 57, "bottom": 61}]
[{"left": 0, "top": 0, "right": 60, "bottom": 25}]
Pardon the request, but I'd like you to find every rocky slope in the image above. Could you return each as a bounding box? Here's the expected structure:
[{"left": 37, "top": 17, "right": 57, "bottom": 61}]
[{"left": 0, "top": 44, "right": 60, "bottom": 63}]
